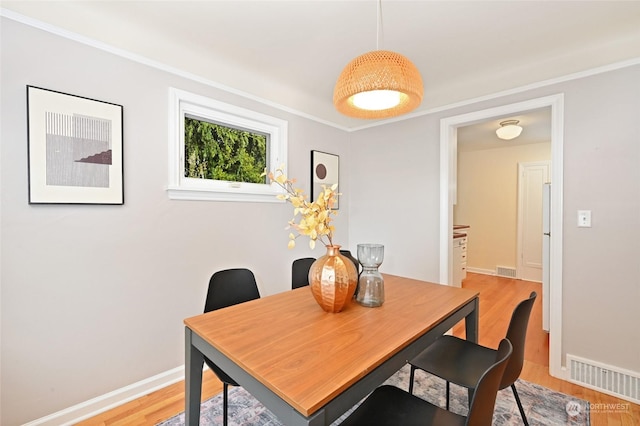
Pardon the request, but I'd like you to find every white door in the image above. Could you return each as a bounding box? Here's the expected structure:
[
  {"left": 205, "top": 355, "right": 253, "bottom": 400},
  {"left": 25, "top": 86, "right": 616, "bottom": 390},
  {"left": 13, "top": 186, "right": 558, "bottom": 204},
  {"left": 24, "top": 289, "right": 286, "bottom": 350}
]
[{"left": 517, "top": 161, "right": 550, "bottom": 282}]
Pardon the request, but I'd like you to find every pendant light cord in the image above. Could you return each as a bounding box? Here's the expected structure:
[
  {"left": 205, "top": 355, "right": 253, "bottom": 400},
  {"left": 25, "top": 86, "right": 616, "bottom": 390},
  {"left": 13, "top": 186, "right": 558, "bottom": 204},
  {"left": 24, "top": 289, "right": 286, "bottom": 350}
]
[{"left": 376, "top": 0, "right": 384, "bottom": 50}]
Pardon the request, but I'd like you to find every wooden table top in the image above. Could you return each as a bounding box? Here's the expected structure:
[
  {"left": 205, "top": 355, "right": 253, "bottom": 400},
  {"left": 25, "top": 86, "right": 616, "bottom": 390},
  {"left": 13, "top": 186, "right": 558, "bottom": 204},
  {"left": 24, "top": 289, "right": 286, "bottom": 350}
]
[{"left": 184, "top": 274, "right": 478, "bottom": 417}]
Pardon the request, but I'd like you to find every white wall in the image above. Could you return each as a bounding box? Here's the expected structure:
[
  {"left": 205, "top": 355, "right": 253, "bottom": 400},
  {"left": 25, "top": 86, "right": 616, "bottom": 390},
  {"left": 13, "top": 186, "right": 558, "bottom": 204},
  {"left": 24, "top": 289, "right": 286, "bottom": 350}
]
[
  {"left": 560, "top": 67, "right": 640, "bottom": 369},
  {"left": 349, "top": 65, "right": 640, "bottom": 382},
  {"left": 455, "top": 142, "right": 551, "bottom": 273},
  {"left": 0, "top": 18, "right": 351, "bottom": 425},
  {"left": 347, "top": 118, "right": 441, "bottom": 281}
]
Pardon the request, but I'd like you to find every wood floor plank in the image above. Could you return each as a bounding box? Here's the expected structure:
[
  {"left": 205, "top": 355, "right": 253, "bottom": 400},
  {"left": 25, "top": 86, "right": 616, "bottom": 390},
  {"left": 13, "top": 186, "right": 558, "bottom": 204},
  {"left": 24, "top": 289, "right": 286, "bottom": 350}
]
[{"left": 79, "top": 273, "right": 639, "bottom": 425}]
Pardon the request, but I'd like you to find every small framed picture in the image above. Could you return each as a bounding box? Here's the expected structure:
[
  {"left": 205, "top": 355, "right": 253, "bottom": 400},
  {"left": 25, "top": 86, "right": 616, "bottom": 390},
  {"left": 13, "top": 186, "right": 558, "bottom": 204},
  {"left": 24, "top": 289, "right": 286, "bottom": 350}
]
[
  {"left": 310, "top": 150, "right": 339, "bottom": 209},
  {"left": 27, "top": 86, "right": 124, "bottom": 204}
]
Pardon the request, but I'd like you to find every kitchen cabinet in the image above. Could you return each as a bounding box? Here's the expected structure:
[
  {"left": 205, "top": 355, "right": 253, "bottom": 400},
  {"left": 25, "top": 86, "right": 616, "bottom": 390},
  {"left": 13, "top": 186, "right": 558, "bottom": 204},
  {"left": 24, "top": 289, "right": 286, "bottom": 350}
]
[
  {"left": 453, "top": 225, "right": 470, "bottom": 287},
  {"left": 452, "top": 237, "right": 462, "bottom": 287},
  {"left": 452, "top": 233, "right": 468, "bottom": 287}
]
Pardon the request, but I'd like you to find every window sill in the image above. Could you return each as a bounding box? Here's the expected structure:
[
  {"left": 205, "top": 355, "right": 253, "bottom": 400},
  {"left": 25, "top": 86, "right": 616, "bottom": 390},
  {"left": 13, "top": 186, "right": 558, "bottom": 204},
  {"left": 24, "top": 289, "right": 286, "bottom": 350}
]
[{"left": 167, "top": 186, "right": 284, "bottom": 203}]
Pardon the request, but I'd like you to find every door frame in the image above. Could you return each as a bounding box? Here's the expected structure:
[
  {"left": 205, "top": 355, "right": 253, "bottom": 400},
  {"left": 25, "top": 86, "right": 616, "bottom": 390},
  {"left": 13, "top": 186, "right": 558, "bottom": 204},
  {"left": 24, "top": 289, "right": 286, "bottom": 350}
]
[{"left": 439, "top": 94, "right": 565, "bottom": 379}]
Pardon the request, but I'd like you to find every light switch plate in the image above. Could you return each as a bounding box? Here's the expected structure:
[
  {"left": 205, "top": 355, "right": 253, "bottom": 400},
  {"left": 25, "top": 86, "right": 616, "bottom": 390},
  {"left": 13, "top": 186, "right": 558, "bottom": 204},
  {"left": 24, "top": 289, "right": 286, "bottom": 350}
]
[{"left": 577, "top": 210, "right": 591, "bottom": 227}]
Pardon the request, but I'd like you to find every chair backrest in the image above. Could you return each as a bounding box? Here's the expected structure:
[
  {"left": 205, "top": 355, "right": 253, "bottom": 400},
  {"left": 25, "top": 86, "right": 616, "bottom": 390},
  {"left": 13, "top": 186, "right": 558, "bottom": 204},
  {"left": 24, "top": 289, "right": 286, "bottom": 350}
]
[
  {"left": 466, "top": 339, "right": 513, "bottom": 426},
  {"left": 501, "top": 291, "right": 537, "bottom": 388},
  {"left": 291, "top": 257, "right": 316, "bottom": 289},
  {"left": 205, "top": 268, "right": 261, "bottom": 313},
  {"left": 203, "top": 268, "right": 261, "bottom": 385},
  {"left": 339, "top": 250, "right": 360, "bottom": 275}
]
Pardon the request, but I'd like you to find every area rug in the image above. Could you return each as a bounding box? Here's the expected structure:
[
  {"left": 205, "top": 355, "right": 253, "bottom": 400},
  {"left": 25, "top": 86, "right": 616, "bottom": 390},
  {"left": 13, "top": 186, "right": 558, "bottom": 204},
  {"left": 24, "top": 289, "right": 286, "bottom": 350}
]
[{"left": 159, "top": 365, "right": 590, "bottom": 425}]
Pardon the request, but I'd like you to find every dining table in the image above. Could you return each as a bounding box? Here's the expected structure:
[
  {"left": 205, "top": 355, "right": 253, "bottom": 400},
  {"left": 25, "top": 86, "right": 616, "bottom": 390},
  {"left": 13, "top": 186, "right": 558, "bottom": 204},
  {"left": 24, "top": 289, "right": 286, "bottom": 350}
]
[{"left": 184, "top": 273, "right": 479, "bottom": 425}]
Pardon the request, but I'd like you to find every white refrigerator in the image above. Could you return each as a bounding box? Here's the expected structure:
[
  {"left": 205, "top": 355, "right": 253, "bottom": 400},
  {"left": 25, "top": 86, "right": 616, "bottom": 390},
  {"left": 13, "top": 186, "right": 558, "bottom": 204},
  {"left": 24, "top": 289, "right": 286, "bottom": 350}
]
[{"left": 542, "top": 183, "right": 551, "bottom": 332}]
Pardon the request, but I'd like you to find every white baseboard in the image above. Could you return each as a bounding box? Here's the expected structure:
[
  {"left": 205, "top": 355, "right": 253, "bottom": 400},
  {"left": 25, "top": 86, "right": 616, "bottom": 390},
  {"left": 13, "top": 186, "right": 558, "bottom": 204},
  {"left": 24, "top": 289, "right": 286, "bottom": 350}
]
[
  {"left": 467, "top": 267, "right": 544, "bottom": 283},
  {"left": 23, "top": 365, "right": 186, "bottom": 426},
  {"left": 466, "top": 267, "right": 496, "bottom": 276}
]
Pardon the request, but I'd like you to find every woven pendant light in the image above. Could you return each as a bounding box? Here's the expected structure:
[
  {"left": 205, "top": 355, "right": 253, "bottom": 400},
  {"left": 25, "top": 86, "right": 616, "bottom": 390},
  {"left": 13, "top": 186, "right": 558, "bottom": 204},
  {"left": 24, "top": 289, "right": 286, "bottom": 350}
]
[
  {"left": 333, "top": 50, "right": 423, "bottom": 119},
  {"left": 333, "top": 0, "right": 423, "bottom": 119}
]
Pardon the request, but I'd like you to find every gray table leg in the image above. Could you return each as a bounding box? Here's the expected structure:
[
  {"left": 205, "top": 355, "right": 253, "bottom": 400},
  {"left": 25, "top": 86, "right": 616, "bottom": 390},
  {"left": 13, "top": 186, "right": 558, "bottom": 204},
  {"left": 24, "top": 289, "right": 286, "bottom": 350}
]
[
  {"left": 465, "top": 296, "right": 479, "bottom": 343},
  {"left": 185, "top": 327, "right": 204, "bottom": 426},
  {"left": 465, "top": 297, "right": 479, "bottom": 404}
]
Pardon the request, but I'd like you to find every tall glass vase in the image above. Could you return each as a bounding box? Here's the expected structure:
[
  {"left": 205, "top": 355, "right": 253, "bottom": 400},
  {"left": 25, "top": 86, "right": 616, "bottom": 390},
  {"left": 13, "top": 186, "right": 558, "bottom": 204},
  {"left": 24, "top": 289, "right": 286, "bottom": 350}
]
[
  {"left": 356, "top": 244, "right": 385, "bottom": 307},
  {"left": 309, "top": 245, "right": 358, "bottom": 313}
]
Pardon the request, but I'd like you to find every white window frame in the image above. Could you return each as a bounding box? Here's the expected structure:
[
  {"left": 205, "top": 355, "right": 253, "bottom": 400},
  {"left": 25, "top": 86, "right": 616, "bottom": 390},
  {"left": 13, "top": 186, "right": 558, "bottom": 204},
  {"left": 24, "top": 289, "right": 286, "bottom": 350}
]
[{"left": 168, "top": 88, "right": 287, "bottom": 202}]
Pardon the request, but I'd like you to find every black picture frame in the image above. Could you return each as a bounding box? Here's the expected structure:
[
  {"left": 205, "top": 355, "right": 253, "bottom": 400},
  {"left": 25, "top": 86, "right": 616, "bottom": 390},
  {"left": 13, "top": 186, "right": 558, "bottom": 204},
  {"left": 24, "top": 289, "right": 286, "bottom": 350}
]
[
  {"left": 310, "top": 150, "right": 339, "bottom": 209},
  {"left": 27, "top": 86, "right": 124, "bottom": 204}
]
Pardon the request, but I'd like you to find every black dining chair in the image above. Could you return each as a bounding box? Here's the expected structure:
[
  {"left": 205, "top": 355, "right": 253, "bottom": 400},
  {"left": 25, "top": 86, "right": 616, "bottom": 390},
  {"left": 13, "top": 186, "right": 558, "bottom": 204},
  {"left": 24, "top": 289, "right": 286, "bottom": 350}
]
[
  {"left": 339, "top": 249, "right": 360, "bottom": 275},
  {"left": 340, "top": 339, "right": 513, "bottom": 426},
  {"left": 204, "top": 268, "right": 261, "bottom": 426},
  {"left": 291, "top": 257, "right": 316, "bottom": 289},
  {"left": 409, "top": 291, "right": 537, "bottom": 425}
]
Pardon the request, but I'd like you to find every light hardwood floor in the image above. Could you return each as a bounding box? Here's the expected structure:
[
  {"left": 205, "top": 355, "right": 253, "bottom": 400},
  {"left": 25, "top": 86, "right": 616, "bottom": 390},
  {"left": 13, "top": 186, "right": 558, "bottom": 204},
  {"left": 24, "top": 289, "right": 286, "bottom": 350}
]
[{"left": 79, "top": 272, "right": 639, "bottom": 425}]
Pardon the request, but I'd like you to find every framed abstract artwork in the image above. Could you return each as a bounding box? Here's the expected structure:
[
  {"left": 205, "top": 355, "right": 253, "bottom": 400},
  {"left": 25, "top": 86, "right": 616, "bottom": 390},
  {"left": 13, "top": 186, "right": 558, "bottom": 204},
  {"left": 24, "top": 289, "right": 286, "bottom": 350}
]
[
  {"left": 27, "top": 86, "right": 124, "bottom": 204},
  {"left": 310, "top": 150, "right": 339, "bottom": 209}
]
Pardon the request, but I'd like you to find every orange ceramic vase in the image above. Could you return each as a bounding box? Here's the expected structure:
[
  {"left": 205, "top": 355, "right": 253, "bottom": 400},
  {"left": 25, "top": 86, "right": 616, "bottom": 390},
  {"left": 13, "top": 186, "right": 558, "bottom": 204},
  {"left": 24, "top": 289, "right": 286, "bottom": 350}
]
[{"left": 309, "top": 245, "right": 358, "bottom": 313}]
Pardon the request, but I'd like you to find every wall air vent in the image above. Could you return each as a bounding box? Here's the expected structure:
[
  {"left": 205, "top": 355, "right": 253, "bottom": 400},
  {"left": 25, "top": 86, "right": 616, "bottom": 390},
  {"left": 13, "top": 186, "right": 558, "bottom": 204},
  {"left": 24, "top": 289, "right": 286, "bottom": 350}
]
[
  {"left": 495, "top": 266, "right": 517, "bottom": 278},
  {"left": 567, "top": 354, "right": 640, "bottom": 403}
]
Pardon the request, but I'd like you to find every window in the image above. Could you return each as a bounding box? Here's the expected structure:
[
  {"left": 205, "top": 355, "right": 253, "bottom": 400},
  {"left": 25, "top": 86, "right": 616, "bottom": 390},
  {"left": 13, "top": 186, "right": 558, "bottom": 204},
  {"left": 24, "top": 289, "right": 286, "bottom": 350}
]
[{"left": 168, "top": 88, "right": 287, "bottom": 202}]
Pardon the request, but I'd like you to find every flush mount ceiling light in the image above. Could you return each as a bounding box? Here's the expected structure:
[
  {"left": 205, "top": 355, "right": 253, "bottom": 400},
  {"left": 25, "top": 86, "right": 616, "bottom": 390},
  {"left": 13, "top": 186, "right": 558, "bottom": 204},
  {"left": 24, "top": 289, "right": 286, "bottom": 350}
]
[
  {"left": 496, "top": 120, "right": 523, "bottom": 140},
  {"left": 333, "top": 0, "right": 423, "bottom": 119}
]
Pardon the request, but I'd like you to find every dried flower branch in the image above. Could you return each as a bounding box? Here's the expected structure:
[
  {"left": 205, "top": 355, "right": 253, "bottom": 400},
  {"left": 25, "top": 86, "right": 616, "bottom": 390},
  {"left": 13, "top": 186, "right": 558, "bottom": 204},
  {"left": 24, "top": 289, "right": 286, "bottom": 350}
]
[{"left": 265, "top": 167, "right": 338, "bottom": 249}]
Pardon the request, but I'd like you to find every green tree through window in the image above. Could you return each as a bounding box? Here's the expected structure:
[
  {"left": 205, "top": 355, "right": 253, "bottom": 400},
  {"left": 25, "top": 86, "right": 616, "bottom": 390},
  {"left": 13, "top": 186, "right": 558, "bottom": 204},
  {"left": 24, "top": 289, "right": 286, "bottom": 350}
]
[{"left": 184, "top": 117, "right": 267, "bottom": 184}]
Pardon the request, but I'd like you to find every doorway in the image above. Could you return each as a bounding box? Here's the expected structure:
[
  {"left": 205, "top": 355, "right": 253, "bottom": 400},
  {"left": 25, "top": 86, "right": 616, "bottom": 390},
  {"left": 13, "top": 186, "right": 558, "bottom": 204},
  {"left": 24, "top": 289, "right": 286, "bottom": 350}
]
[{"left": 439, "top": 94, "right": 565, "bottom": 379}]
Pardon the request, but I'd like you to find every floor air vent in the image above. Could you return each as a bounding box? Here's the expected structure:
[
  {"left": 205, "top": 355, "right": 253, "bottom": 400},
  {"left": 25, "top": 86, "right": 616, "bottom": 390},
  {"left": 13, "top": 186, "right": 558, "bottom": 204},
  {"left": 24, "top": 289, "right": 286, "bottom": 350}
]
[
  {"left": 495, "top": 266, "right": 516, "bottom": 278},
  {"left": 567, "top": 354, "right": 640, "bottom": 403}
]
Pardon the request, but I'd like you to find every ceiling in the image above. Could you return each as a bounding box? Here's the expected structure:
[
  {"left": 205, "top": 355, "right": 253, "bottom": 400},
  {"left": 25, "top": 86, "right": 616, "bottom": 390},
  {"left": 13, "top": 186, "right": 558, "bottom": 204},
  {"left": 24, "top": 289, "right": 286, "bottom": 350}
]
[
  {"left": 3, "top": 1, "right": 640, "bottom": 133},
  {"left": 458, "top": 107, "right": 551, "bottom": 152}
]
